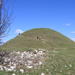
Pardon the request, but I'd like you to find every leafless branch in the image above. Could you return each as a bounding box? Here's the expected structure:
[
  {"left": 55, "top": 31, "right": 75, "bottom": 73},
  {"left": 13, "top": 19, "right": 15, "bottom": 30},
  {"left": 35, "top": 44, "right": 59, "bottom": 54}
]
[{"left": 0, "top": 0, "right": 11, "bottom": 38}]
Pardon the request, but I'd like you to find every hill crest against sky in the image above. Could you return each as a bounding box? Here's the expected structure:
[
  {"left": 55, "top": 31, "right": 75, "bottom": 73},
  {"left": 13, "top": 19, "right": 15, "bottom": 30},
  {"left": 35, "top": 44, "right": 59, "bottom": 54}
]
[
  {"left": 3, "top": 0, "right": 75, "bottom": 42},
  {"left": 2, "top": 28, "right": 75, "bottom": 50}
]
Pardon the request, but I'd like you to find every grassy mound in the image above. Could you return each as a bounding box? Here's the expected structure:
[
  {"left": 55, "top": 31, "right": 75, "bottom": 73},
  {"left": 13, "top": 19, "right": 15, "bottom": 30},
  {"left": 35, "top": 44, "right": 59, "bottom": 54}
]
[
  {"left": 1, "top": 28, "right": 75, "bottom": 51},
  {"left": 0, "top": 28, "right": 75, "bottom": 75}
]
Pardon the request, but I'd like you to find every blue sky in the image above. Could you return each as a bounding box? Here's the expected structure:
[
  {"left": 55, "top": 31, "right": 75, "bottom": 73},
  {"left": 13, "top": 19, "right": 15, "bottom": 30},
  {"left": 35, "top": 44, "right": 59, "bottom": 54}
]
[{"left": 3, "top": 0, "right": 75, "bottom": 42}]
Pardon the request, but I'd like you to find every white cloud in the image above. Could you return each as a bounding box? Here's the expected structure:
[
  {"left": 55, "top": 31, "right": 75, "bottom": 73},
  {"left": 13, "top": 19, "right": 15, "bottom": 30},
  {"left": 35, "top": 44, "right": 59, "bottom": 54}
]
[
  {"left": 63, "top": 23, "right": 71, "bottom": 26},
  {"left": 71, "top": 32, "right": 75, "bottom": 34},
  {"left": 16, "top": 29, "right": 24, "bottom": 34},
  {"left": 63, "top": 24, "right": 71, "bottom": 26}
]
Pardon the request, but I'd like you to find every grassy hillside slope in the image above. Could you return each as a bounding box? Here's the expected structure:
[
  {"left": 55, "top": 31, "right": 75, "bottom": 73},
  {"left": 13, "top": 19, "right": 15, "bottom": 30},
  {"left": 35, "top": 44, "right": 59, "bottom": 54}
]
[
  {"left": 0, "top": 28, "right": 75, "bottom": 75},
  {"left": 1, "top": 28, "right": 75, "bottom": 50}
]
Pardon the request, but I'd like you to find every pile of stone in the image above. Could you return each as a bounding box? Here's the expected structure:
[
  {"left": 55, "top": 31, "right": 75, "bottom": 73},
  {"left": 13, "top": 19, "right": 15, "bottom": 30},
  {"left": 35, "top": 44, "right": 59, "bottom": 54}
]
[{"left": 0, "top": 49, "right": 46, "bottom": 73}]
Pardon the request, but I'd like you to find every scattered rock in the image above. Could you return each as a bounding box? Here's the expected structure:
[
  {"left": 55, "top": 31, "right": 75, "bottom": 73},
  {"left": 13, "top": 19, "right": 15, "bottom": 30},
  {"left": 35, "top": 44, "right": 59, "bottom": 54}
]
[{"left": 0, "top": 49, "right": 46, "bottom": 73}]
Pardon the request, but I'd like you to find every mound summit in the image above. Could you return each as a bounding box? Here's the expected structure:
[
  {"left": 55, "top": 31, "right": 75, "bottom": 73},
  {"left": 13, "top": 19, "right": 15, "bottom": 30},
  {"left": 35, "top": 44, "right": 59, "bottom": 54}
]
[{"left": 1, "top": 28, "right": 75, "bottom": 50}]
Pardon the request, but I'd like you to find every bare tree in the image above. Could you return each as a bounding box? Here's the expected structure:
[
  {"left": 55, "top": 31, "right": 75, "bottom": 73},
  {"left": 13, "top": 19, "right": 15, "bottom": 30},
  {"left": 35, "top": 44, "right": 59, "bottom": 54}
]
[
  {"left": 0, "top": 0, "right": 11, "bottom": 44},
  {"left": 0, "top": 0, "right": 10, "bottom": 37}
]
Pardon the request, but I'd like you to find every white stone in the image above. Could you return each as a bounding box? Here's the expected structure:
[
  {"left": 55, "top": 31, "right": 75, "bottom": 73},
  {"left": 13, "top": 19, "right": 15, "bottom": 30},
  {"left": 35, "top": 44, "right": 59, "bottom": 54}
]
[
  {"left": 0, "top": 65, "right": 3, "bottom": 71},
  {"left": 16, "top": 51, "right": 20, "bottom": 54},
  {"left": 38, "top": 51, "right": 43, "bottom": 55},
  {"left": 27, "top": 65, "right": 33, "bottom": 69},
  {"left": 60, "top": 70, "right": 62, "bottom": 72},
  {"left": 35, "top": 50, "right": 38, "bottom": 53},
  {"left": 27, "top": 60, "right": 32, "bottom": 64},
  {"left": 3, "top": 66, "right": 7, "bottom": 70},
  {"left": 27, "top": 54, "right": 33, "bottom": 58},
  {"left": 41, "top": 72, "right": 45, "bottom": 75},
  {"left": 69, "top": 64, "right": 72, "bottom": 67},
  {"left": 39, "top": 61, "right": 42, "bottom": 65},
  {"left": 10, "top": 66, "right": 16, "bottom": 70},
  {"left": 65, "top": 65, "right": 67, "bottom": 67},
  {"left": 6, "top": 68, "right": 13, "bottom": 71},
  {"left": 34, "top": 54, "right": 37, "bottom": 57},
  {"left": 20, "top": 69, "right": 24, "bottom": 73},
  {"left": 21, "top": 53, "right": 24, "bottom": 58},
  {"left": 12, "top": 73, "right": 16, "bottom": 75}
]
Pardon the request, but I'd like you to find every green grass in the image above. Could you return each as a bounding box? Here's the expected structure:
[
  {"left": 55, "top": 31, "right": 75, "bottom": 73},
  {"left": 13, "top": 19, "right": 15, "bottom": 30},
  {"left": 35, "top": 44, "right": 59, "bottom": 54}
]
[
  {"left": 1, "top": 28, "right": 75, "bottom": 50},
  {"left": 0, "top": 28, "right": 75, "bottom": 75},
  {"left": 0, "top": 48, "right": 75, "bottom": 75}
]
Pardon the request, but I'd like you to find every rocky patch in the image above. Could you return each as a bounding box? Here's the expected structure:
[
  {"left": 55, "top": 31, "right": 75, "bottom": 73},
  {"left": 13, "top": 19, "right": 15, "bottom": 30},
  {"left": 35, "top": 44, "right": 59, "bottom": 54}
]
[{"left": 0, "top": 49, "right": 46, "bottom": 73}]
